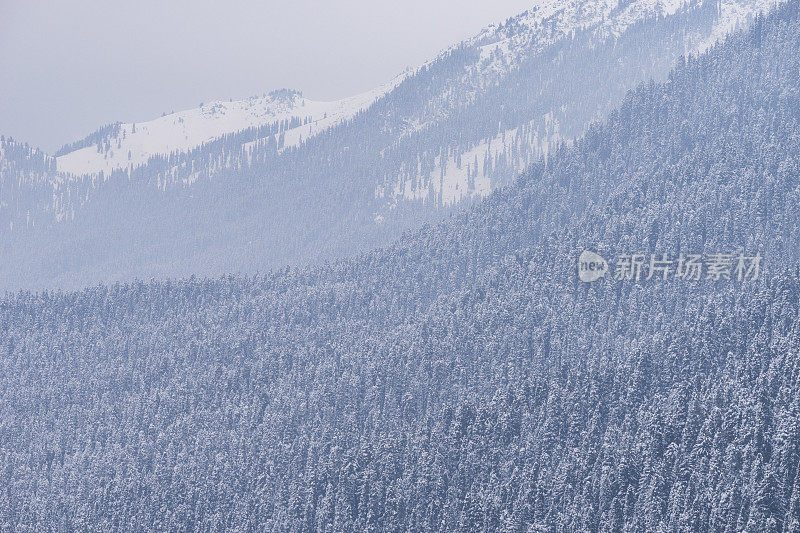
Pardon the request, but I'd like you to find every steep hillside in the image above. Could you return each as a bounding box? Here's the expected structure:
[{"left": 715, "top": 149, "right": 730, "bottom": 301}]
[
  {"left": 0, "top": 137, "right": 60, "bottom": 231},
  {"left": 0, "top": 0, "right": 781, "bottom": 291},
  {"left": 2, "top": 2, "right": 800, "bottom": 530}
]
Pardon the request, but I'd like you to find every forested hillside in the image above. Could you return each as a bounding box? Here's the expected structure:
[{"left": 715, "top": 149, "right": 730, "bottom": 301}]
[
  {"left": 0, "top": 0, "right": 774, "bottom": 291},
  {"left": 2, "top": 1, "right": 800, "bottom": 530}
]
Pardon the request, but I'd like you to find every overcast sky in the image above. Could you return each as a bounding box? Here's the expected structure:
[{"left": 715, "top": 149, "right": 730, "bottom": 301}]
[{"left": 1, "top": 0, "right": 533, "bottom": 152}]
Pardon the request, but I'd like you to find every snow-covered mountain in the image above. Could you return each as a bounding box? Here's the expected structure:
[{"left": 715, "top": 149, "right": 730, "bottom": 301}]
[
  {"left": 57, "top": 0, "right": 775, "bottom": 200},
  {"left": 0, "top": 0, "right": 783, "bottom": 290},
  {"left": 383, "top": 0, "right": 779, "bottom": 207},
  {"left": 56, "top": 77, "right": 407, "bottom": 177}
]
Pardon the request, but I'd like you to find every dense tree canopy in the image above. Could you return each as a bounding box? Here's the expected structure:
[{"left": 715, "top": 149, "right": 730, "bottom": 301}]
[{"left": 2, "top": 1, "right": 800, "bottom": 530}]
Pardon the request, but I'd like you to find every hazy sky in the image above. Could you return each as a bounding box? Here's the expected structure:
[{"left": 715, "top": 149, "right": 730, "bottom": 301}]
[{"left": 1, "top": 0, "right": 533, "bottom": 152}]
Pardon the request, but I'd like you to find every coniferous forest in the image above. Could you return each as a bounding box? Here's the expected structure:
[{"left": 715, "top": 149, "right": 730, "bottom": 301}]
[{"left": 2, "top": 1, "right": 800, "bottom": 530}]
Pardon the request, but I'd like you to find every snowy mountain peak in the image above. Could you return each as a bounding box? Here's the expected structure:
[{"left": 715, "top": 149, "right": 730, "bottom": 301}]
[{"left": 56, "top": 78, "right": 405, "bottom": 177}]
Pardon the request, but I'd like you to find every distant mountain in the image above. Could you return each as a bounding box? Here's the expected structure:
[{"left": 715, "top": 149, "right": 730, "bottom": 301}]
[
  {"left": 55, "top": 84, "right": 405, "bottom": 177},
  {"left": 0, "top": 0, "right": 780, "bottom": 290},
  {"left": 2, "top": 1, "right": 800, "bottom": 528}
]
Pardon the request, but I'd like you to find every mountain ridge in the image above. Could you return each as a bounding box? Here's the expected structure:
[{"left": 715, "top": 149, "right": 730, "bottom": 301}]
[
  {"left": 53, "top": 0, "right": 776, "bottom": 184},
  {"left": 0, "top": 0, "right": 783, "bottom": 292}
]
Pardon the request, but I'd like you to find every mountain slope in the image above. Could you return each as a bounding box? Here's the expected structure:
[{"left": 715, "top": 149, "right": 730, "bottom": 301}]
[
  {"left": 2, "top": 2, "right": 800, "bottom": 529},
  {"left": 53, "top": 0, "right": 777, "bottom": 193},
  {"left": 55, "top": 81, "right": 406, "bottom": 177},
  {"left": 0, "top": 0, "right": 782, "bottom": 291}
]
